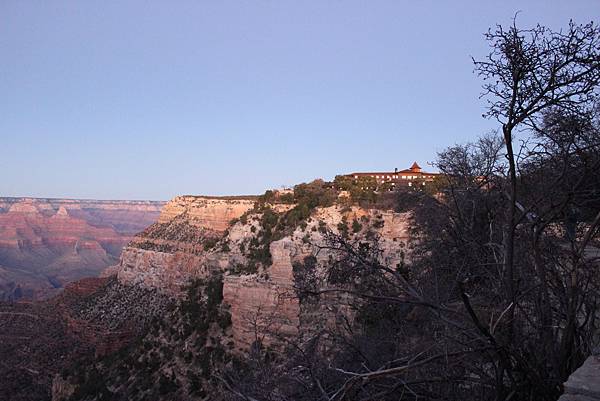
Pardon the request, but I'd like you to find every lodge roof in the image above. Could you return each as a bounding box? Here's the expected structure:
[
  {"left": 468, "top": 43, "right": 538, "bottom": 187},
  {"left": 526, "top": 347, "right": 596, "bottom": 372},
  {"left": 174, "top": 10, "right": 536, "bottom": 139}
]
[{"left": 348, "top": 162, "right": 439, "bottom": 177}]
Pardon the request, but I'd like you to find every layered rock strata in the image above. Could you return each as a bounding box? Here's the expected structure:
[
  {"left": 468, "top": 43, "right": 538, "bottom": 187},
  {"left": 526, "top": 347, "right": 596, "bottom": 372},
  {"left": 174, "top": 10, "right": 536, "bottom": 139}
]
[
  {"left": 157, "top": 195, "right": 256, "bottom": 231},
  {"left": 112, "top": 194, "right": 411, "bottom": 351},
  {"left": 115, "top": 196, "right": 256, "bottom": 296},
  {"left": 223, "top": 206, "right": 410, "bottom": 350},
  {"left": 0, "top": 197, "right": 164, "bottom": 300}
]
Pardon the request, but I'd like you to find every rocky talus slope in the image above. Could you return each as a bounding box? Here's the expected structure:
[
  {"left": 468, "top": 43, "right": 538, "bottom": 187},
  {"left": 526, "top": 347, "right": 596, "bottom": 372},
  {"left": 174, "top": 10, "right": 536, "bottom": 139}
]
[
  {"left": 52, "top": 276, "right": 231, "bottom": 401},
  {"left": 0, "top": 276, "right": 171, "bottom": 401}
]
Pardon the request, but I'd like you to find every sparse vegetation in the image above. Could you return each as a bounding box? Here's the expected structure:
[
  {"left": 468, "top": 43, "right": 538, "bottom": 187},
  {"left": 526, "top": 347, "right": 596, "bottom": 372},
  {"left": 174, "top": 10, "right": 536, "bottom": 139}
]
[
  {"left": 334, "top": 174, "right": 378, "bottom": 204},
  {"left": 351, "top": 218, "right": 362, "bottom": 233},
  {"left": 59, "top": 275, "right": 233, "bottom": 401}
]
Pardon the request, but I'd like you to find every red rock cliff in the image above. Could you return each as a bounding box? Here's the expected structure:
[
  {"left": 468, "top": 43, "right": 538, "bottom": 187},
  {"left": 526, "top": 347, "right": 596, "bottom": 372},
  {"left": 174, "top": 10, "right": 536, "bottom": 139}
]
[{"left": 0, "top": 197, "right": 164, "bottom": 300}]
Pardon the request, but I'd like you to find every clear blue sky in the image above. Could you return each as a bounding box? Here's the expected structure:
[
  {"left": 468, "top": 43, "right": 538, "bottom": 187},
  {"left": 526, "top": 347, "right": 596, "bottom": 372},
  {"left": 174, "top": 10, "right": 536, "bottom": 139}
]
[{"left": 1, "top": 1, "right": 596, "bottom": 200}]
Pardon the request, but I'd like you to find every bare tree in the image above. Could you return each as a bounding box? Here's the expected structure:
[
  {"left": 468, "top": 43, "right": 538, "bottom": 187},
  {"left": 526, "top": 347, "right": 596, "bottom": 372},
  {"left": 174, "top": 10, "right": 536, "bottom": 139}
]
[
  {"left": 221, "top": 20, "right": 600, "bottom": 401},
  {"left": 474, "top": 19, "right": 600, "bottom": 343}
]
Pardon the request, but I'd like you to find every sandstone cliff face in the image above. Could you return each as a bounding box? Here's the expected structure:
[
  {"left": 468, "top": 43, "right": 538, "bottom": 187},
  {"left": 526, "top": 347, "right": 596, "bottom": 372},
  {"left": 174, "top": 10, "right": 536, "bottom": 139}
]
[
  {"left": 223, "top": 206, "right": 410, "bottom": 350},
  {"left": 0, "top": 198, "right": 164, "bottom": 300},
  {"left": 158, "top": 196, "right": 256, "bottom": 231},
  {"left": 114, "top": 196, "right": 256, "bottom": 296},
  {"left": 223, "top": 238, "right": 302, "bottom": 349},
  {"left": 35, "top": 195, "right": 412, "bottom": 401},
  {"left": 112, "top": 194, "right": 411, "bottom": 351},
  {"left": 116, "top": 247, "right": 210, "bottom": 295}
]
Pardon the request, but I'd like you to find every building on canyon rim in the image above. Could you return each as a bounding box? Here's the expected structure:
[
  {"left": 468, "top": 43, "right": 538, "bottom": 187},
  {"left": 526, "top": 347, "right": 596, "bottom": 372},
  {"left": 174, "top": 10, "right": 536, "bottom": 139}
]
[{"left": 346, "top": 161, "right": 440, "bottom": 188}]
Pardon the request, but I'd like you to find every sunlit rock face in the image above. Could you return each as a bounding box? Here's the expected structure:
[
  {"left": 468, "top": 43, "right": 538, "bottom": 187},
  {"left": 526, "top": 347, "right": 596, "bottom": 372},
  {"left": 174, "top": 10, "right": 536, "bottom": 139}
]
[
  {"left": 223, "top": 238, "right": 303, "bottom": 349},
  {"left": 0, "top": 197, "right": 164, "bottom": 300},
  {"left": 111, "top": 193, "right": 412, "bottom": 352},
  {"left": 157, "top": 195, "right": 256, "bottom": 231},
  {"left": 222, "top": 206, "right": 411, "bottom": 351},
  {"left": 113, "top": 196, "right": 256, "bottom": 296},
  {"left": 115, "top": 247, "right": 210, "bottom": 295}
]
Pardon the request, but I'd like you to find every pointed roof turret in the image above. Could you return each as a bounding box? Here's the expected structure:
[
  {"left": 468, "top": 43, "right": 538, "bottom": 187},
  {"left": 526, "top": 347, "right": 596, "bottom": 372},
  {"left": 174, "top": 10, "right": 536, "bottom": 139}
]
[{"left": 410, "top": 162, "right": 422, "bottom": 172}]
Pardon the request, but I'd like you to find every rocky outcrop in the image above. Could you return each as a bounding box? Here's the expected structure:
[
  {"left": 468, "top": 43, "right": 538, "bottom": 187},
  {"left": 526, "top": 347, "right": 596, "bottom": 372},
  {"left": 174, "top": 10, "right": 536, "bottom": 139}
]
[
  {"left": 51, "top": 374, "right": 76, "bottom": 401},
  {"left": 25, "top": 193, "right": 414, "bottom": 400},
  {"left": 223, "top": 205, "right": 410, "bottom": 350},
  {"left": 157, "top": 195, "right": 256, "bottom": 231},
  {"left": 560, "top": 355, "right": 600, "bottom": 400},
  {"left": 114, "top": 196, "right": 256, "bottom": 296},
  {"left": 109, "top": 192, "right": 412, "bottom": 351},
  {"left": 116, "top": 247, "right": 210, "bottom": 295},
  {"left": 0, "top": 197, "right": 164, "bottom": 300},
  {"left": 223, "top": 238, "right": 303, "bottom": 349}
]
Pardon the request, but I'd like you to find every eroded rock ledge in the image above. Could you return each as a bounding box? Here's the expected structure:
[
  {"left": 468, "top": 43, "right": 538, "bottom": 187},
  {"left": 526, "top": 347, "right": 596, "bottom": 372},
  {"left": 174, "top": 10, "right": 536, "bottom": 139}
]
[{"left": 110, "top": 194, "right": 412, "bottom": 351}]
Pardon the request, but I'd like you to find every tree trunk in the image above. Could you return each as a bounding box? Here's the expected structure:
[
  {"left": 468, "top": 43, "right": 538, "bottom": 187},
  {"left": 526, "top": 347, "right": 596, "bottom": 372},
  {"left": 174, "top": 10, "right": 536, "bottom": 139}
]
[{"left": 503, "top": 124, "right": 517, "bottom": 343}]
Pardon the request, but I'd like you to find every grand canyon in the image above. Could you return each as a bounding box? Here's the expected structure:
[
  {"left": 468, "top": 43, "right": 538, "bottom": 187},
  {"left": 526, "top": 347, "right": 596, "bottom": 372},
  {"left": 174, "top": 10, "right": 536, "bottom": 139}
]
[
  {"left": 2, "top": 175, "right": 599, "bottom": 401},
  {"left": 0, "top": 198, "right": 164, "bottom": 301},
  {"left": 3, "top": 4, "right": 600, "bottom": 401},
  {"left": 0, "top": 186, "right": 417, "bottom": 401}
]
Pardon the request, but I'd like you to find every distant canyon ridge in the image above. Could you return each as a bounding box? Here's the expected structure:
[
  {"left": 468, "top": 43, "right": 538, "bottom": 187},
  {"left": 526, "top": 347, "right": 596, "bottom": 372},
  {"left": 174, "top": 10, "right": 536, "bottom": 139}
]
[{"left": 0, "top": 197, "right": 165, "bottom": 301}]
